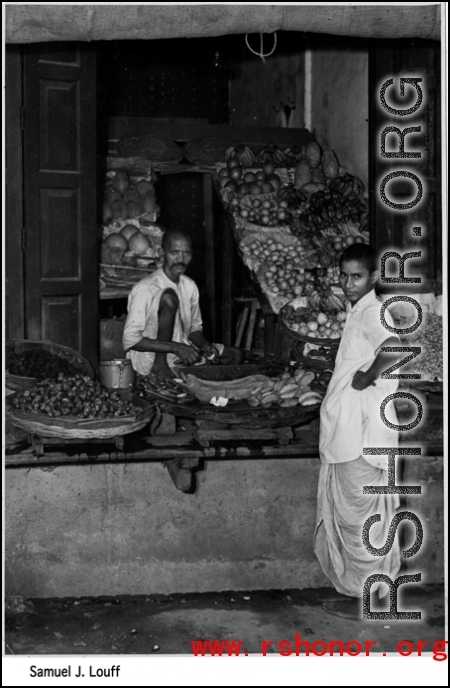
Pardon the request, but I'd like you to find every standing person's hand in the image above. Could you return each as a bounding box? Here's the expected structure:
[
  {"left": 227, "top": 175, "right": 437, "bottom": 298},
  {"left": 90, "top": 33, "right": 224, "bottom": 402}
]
[
  {"left": 352, "top": 370, "right": 376, "bottom": 390},
  {"left": 173, "top": 343, "right": 201, "bottom": 365}
]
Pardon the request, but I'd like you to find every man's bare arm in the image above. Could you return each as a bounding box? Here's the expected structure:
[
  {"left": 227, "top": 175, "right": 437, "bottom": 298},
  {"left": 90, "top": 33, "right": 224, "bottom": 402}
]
[
  {"left": 128, "top": 338, "right": 199, "bottom": 364},
  {"left": 352, "top": 336, "right": 400, "bottom": 390}
]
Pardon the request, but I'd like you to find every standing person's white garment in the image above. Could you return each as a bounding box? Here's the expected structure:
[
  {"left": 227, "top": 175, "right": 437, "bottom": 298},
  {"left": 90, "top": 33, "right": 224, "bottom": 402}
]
[
  {"left": 122, "top": 268, "right": 203, "bottom": 376},
  {"left": 315, "top": 290, "right": 401, "bottom": 598}
]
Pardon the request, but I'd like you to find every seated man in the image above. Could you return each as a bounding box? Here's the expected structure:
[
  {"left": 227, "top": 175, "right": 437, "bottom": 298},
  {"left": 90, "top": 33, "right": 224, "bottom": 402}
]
[{"left": 123, "top": 228, "right": 244, "bottom": 377}]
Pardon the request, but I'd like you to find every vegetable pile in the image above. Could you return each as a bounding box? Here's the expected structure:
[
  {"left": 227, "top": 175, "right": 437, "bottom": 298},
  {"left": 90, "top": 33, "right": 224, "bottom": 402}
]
[
  {"left": 179, "top": 369, "right": 324, "bottom": 409},
  {"left": 9, "top": 373, "right": 140, "bottom": 419},
  {"left": 7, "top": 350, "right": 80, "bottom": 380},
  {"left": 246, "top": 368, "right": 324, "bottom": 408}
]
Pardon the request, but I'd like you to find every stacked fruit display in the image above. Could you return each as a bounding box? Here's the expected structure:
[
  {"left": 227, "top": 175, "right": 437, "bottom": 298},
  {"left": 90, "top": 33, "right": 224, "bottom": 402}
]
[
  {"left": 319, "top": 234, "right": 368, "bottom": 263},
  {"left": 230, "top": 196, "right": 297, "bottom": 227},
  {"left": 100, "top": 169, "right": 164, "bottom": 285},
  {"left": 103, "top": 169, "right": 159, "bottom": 225},
  {"left": 225, "top": 143, "right": 307, "bottom": 170},
  {"left": 242, "top": 236, "right": 310, "bottom": 300},
  {"left": 298, "top": 181, "right": 368, "bottom": 233},
  {"left": 219, "top": 158, "right": 283, "bottom": 196},
  {"left": 103, "top": 224, "right": 154, "bottom": 256},
  {"left": 282, "top": 305, "right": 347, "bottom": 339}
]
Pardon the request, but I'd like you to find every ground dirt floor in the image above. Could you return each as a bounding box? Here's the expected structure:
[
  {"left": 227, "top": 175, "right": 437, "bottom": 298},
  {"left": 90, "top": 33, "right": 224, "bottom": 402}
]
[{"left": 5, "top": 584, "right": 445, "bottom": 657}]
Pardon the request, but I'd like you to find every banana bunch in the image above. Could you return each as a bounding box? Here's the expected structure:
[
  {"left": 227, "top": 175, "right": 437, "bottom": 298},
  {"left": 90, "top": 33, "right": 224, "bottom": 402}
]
[
  {"left": 247, "top": 369, "right": 323, "bottom": 409},
  {"left": 283, "top": 145, "right": 306, "bottom": 167},
  {"left": 309, "top": 289, "right": 345, "bottom": 314},
  {"left": 329, "top": 173, "right": 365, "bottom": 200},
  {"left": 327, "top": 292, "right": 346, "bottom": 311},
  {"left": 277, "top": 183, "right": 309, "bottom": 207},
  {"left": 256, "top": 144, "right": 286, "bottom": 166}
]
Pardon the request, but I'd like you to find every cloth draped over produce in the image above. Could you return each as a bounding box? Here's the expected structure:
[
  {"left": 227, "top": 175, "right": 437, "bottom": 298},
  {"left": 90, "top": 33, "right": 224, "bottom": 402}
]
[{"left": 5, "top": 4, "right": 440, "bottom": 43}]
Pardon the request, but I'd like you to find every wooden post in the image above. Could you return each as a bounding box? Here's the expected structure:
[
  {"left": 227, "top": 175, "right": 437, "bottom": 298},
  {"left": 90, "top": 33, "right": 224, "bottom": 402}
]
[
  {"left": 264, "top": 313, "right": 277, "bottom": 357},
  {"left": 163, "top": 457, "right": 201, "bottom": 493},
  {"left": 235, "top": 305, "right": 249, "bottom": 347},
  {"left": 245, "top": 299, "right": 259, "bottom": 351},
  {"left": 219, "top": 212, "right": 234, "bottom": 346},
  {"left": 203, "top": 173, "right": 216, "bottom": 342}
]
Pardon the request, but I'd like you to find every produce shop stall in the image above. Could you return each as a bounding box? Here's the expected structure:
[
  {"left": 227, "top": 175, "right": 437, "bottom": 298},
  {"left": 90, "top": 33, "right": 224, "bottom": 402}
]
[
  {"left": 6, "top": 126, "right": 444, "bottom": 484},
  {"left": 208, "top": 138, "right": 370, "bottom": 365},
  {"left": 3, "top": 12, "right": 444, "bottom": 612},
  {"left": 6, "top": 337, "right": 443, "bottom": 494}
]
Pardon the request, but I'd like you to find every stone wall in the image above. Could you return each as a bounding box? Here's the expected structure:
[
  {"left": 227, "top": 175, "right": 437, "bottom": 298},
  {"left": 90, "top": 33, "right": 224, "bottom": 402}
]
[{"left": 5, "top": 455, "right": 443, "bottom": 598}]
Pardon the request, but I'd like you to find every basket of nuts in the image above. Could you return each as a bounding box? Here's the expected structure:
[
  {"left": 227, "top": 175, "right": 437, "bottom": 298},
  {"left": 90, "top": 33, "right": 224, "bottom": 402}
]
[
  {"left": 6, "top": 373, "right": 155, "bottom": 439},
  {"left": 6, "top": 340, "right": 94, "bottom": 392}
]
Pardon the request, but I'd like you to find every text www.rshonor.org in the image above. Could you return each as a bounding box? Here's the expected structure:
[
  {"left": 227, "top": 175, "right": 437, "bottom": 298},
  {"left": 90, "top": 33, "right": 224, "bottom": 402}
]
[{"left": 191, "top": 635, "right": 448, "bottom": 660}]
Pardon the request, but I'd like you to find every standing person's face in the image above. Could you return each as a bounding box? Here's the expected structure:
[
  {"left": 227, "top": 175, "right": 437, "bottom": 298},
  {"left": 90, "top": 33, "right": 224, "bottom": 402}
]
[
  {"left": 163, "top": 236, "right": 193, "bottom": 282},
  {"left": 339, "top": 259, "right": 378, "bottom": 305}
]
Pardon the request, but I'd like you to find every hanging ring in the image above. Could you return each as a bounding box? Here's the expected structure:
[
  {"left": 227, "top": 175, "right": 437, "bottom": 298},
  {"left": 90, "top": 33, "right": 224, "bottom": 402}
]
[{"left": 245, "top": 33, "right": 277, "bottom": 63}]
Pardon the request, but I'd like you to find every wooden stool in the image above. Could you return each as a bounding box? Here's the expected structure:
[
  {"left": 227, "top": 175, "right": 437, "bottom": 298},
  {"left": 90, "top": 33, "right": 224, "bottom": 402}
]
[{"left": 234, "top": 297, "right": 261, "bottom": 351}]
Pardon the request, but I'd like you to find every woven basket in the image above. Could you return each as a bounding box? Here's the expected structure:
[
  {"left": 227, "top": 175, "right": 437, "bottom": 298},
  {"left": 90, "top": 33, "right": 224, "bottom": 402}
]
[
  {"left": 174, "top": 362, "right": 285, "bottom": 381},
  {"left": 144, "top": 397, "right": 321, "bottom": 428},
  {"left": 6, "top": 392, "right": 155, "bottom": 439},
  {"left": 293, "top": 351, "right": 337, "bottom": 373},
  {"left": 5, "top": 340, "right": 94, "bottom": 392},
  {"left": 144, "top": 364, "right": 320, "bottom": 428},
  {"left": 275, "top": 321, "right": 339, "bottom": 369},
  {"left": 278, "top": 319, "right": 341, "bottom": 348}
]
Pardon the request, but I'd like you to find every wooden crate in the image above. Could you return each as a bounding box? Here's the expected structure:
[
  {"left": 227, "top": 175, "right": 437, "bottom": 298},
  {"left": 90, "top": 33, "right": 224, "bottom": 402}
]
[{"left": 192, "top": 419, "right": 293, "bottom": 448}]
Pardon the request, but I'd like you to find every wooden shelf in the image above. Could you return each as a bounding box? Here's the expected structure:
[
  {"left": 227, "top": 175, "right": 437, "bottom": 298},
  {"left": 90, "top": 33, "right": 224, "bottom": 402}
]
[
  {"left": 108, "top": 116, "right": 314, "bottom": 149},
  {"left": 99, "top": 287, "right": 130, "bottom": 300}
]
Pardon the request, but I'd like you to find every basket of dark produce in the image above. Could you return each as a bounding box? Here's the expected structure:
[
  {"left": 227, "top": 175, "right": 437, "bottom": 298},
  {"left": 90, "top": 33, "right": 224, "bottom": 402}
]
[
  {"left": 5, "top": 340, "right": 94, "bottom": 391},
  {"left": 137, "top": 364, "right": 327, "bottom": 428},
  {"left": 6, "top": 373, "right": 155, "bottom": 439},
  {"left": 276, "top": 310, "right": 341, "bottom": 371}
]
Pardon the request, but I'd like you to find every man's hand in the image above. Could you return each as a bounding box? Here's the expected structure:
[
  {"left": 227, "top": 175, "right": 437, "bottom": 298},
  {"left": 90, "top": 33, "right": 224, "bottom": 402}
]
[
  {"left": 352, "top": 370, "right": 376, "bottom": 391},
  {"left": 202, "top": 342, "right": 220, "bottom": 361},
  {"left": 173, "top": 343, "right": 201, "bottom": 365}
]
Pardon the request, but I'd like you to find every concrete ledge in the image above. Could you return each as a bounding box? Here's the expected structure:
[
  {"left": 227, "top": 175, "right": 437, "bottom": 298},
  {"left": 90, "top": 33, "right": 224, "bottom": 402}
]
[{"left": 5, "top": 456, "right": 444, "bottom": 598}]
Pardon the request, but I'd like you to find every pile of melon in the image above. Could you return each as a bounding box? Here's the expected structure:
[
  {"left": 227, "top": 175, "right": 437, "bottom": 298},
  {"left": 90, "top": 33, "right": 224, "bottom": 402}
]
[
  {"left": 104, "top": 225, "right": 153, "bottom": 255},
  {"left": 103, "top": 169, "right": 159, "bottom": 225}
]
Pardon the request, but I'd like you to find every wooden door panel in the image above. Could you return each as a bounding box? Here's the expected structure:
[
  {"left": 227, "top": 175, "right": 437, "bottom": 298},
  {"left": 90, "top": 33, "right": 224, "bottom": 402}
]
[
  {"left": 39, "top": 80, "right": 80, "bottom": 170},
  {"left": 5, "top": 46, "right": 25, "bottom": 341},
  {"left": 40, "top": 188, "right": 80, "bottom": 278},
  {"left": 23, "top": 42, "right": 98, "bottom": 367},
  {"left": 39, "top": 43, "right": 80, "bottom": 66}
]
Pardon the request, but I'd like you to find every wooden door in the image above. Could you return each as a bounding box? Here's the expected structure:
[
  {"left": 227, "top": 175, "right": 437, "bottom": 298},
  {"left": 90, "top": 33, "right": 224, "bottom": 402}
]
[
  {"left": 5, "top": 46, "right": 25, "bottom": 341},
  {"left": 23, "top": 42, "right": 98, "bottom": 367},
  {"left": 369, "top": 40, "right": 441, "bottom": 294}
]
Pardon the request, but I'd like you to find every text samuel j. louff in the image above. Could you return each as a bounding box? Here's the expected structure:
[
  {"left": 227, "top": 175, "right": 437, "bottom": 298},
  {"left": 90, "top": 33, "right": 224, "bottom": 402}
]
[{"left": 29, "top": 665, "right": 120, "bottom": 678}]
